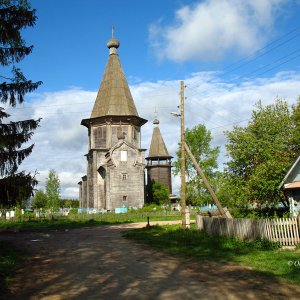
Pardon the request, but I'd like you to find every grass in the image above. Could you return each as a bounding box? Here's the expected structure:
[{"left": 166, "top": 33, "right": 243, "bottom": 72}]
[
  {"left": 124, "top": 225, "right": 300, "bottom": 285},
  {"left": 0, "top": 210, "right": 184, "bottom": 231},
  {"left": 0, "top": 241, "right": 24, "bottom": 291}
]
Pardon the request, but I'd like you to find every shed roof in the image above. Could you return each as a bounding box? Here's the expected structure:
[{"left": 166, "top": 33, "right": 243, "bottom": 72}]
[{"left": 90, "top": 36, "right": 139, "bottom": 118}]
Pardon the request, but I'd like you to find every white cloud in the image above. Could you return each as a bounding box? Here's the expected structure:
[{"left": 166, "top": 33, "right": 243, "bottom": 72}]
[
  {"left": 8, "top": 89, "right": 96, "bottom": 198},
  {"left": 8, "top": 71, "right": 300, "bottom": 198},
  {"left": 149, "top": 0, "right": 288, "bottom": 62}
]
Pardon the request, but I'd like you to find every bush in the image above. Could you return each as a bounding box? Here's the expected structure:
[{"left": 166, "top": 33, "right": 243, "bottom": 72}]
[
  {"left": 31, "top": 190, "right": 47, "bottom": 209},
  {"left": 68, "top": 208, "right": 78, "bottom": 215},
  {"left": 251, "top": 238, "right": 281, "bottom": 250},
  {"left": 138, "top": 204, "right": 166, "bottom": 212},
  {"left": 152, "top": 182, "right": 170, "bottom": 205}
]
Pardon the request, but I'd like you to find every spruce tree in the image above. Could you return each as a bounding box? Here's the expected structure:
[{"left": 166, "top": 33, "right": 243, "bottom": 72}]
[{"left": 0, "top": 0, "right": 42, "bottom": 207}]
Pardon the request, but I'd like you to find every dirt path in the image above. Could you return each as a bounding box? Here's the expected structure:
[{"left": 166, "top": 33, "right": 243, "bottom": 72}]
[{"left": 1, "top": 221, "right": 300, "bottom": 300}]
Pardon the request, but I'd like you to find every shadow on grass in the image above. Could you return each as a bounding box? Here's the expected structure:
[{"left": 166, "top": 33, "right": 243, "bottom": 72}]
[
  {"left": 0, "top": 241, "right": 25, "bottom": 295},
  {"left": 0, "top": 218, "right": 132, "bottom": 232},
  {"left": 124, "top": 225, "right": 300, "bottom": 285},
  {"left": 0, "top": 211, "right": 183, "bottom": 232}
]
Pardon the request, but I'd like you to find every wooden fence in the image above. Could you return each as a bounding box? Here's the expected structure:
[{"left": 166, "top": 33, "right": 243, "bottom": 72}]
[
  {"left": 196, "top": 214, "right": 300, "bottom": 246},
  {"left": 263, "top": 218, "right": 300, "bottom": 246}
]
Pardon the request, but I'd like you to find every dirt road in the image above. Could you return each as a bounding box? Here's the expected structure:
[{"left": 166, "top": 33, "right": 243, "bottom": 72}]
[{"left": 1, "top": 221, "right": 300, "bottom": 300}]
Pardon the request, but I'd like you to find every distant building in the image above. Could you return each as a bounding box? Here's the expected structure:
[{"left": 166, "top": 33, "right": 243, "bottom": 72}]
[
  {"left": 78, "top": 34, "right": 147, "bottom": 210},
  {"left": 146, "top": 118, "right": 173, "bottom": 196}
]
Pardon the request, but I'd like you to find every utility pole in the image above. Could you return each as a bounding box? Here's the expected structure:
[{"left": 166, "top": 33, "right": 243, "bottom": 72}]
[
  {"left": 180, "top": 80, "right": 188, "bottom": 228},
  {"left": 173, "top": 82, "right": 229, "bottom": 220}
]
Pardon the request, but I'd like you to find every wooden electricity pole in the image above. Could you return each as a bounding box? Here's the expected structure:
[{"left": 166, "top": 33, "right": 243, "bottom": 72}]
[
  {"left": 180, "top": 80, "right": 187, "bottom": 228},
  {"left": 178, "top": 80, "right": 229, "bottom": 224}
]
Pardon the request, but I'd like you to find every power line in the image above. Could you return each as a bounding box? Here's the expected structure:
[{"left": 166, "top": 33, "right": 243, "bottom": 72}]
[
  {"left": 167, "top": 27, "right": 300, "bottom": 131},
  {"left": 3, "top": 26, "right": 300, "bottom": 133},
  {"left": 253, "top": 52, "right": 300, "bottom": 77},
  {"left": 5, "top": 26, "right": 300, "bottom": 115},
  {"left": 184, "top": 48, "right": 300, "bottom": 120},
  {"left": 187, "top": 25, "right": 300, "bottom": 90},
  {"left": 220, "top": 30, "right": 300, "bottom": 75}
]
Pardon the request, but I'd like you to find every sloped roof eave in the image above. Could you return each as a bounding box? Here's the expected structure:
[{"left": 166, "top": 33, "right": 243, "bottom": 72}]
[
  {"left": 284, "top": 180, "right": 300, "bottom": 189},
  {"left": 279, "top": 155, "right": 300, "bottom": 189}
]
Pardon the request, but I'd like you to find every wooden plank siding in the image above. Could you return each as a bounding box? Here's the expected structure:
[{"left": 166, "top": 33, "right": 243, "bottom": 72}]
[{"left": 196, "top": 215, "right": 300, "bottom": 246}]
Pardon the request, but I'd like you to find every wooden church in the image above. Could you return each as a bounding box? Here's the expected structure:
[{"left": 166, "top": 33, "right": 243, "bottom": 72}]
[
  {"left": 78, "top": 34, "right": 147, "bottom": 210},
  {"left": 78, "top": 34, "right": 172, "bottom": 210}
]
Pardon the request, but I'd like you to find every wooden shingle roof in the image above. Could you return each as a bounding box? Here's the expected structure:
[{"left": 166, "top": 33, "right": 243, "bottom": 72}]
[
  {"left": 90, "top": 37, "right": 139, "bottom": 118},
  {"left": 148, "top": 120, "right": 172, "bottom": 159}
]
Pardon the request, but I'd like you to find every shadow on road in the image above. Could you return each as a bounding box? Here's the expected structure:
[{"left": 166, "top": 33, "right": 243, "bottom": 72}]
[{"left": 1, "top": 223, "right": 300, "bottom": 300}]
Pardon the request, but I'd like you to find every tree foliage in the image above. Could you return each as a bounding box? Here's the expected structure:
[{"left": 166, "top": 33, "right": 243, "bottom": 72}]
[
  {"left": 222, "top": 98, "right": 299, "bottom": 208},
  {"left": 146, "top": 181, "right": 170, "bottom": 205},
  {"left": 61, "top": 199, "right": 79, "bottom": 208},
  {"left": 45, "top": 169, "right": 61, "bottom": 211},
  {"left": 0, "top": 171, "right": 37, "bottom": 207},
  {"left": 31, "top": 189, "right": 47, "bottom": 209},
  {"left": 174, "top": 124, "right": 220, "bottom": 206},
  {"left": 152, "top": 182, "right": 170, "bottom": 205},
  {"left": 291, "top": 97, "right": 300, "bottom": 154},
  {"left": 0, "top": 0, "right": 42, "bottom": 207}
]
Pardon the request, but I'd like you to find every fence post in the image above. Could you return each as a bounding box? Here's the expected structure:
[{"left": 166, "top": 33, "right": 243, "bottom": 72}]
[
  {"left": 185, "top": 206, "right": 190, "bottom": 229},
  {"left": 196, "top": 213, "right": 204, "bottom": 230},
  {"left": 298, "top": 216, "right": 300, "bottom": 237}
]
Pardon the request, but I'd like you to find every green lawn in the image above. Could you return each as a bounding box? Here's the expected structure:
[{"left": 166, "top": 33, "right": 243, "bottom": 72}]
[
  {"left": 124, "top": 225, "right": 300, "bottom": 285},
  {"left": 0, "top": 210, "right": 184, "bottom": 231},
  {"left": 0, "top": 211, "right": 188, "bottom": 231}
]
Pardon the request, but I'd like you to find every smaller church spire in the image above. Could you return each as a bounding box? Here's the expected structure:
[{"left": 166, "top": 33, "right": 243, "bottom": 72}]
[
  {"left": 148, "top": 117, "right": 171, "bottom": 159},
  {"left": 107, "top": 26, "right": 120, "bottom": 55}
]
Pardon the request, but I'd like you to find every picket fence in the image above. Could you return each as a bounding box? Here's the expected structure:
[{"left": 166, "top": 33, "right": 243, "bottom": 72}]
[{"left": 196, "top": 215, "right": 300, "bottom": 246}]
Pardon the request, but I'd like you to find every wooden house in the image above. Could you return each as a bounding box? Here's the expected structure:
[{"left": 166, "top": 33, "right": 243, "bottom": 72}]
[{"left": 279, "top": 156, "right": 300, "bottom": 216}]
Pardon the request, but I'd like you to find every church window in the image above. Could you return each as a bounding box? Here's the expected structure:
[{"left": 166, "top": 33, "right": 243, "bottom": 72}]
[
  {"left": 120, "top": 150, "right": 127, "bottom": 161},
  {"left": 123, "top": 195, "right": 127, "bottom": 201},
  {"left": 122, "top": 173, "right": 127, "bottom": 180}
]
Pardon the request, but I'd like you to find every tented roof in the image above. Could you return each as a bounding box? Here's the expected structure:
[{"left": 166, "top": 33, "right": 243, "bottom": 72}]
[
  {"left": 90, "top": 37, "right": 139, "bottom": 118},
  {"left": 148, "top": 124, "right": 172, "bottom": 159}
]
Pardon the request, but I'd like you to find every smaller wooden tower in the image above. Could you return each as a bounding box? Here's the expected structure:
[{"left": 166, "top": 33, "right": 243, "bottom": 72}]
[{"left": 146, "top": 118, "right": 172, "bottom": 194}]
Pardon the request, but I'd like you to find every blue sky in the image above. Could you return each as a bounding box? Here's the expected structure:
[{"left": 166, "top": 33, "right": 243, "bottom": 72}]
[
  {"left": 21, "top": 0, "right": 300, "bottom": 91},
  {"left": 6, "top": 0, "right": 300, "bottom": 198},
  {"left": 21, "top": 0, "right": 192, "bottom": 91}
]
